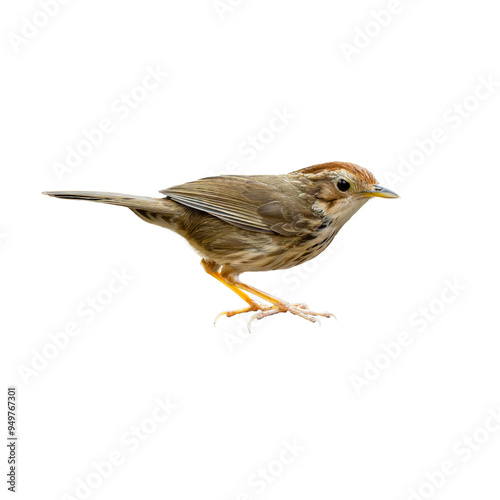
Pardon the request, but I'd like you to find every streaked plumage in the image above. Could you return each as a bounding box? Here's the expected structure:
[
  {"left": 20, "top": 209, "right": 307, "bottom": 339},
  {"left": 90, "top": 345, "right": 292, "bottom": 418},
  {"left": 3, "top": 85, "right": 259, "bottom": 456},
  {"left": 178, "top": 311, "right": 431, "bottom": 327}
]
[{"left": 44, "top": 161, "right": 398, "bottom": 327}]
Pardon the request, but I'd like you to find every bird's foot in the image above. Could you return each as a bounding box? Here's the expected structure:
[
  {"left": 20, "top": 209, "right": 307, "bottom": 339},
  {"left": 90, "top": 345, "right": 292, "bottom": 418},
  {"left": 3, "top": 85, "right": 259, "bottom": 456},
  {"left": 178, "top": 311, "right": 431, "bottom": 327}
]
[
  {"left": 247, "top": 302, "right": 335, "bottom": 331},
  {"left": 214, "top": 300, "right": 334, "bottom": 332},
  {"left": 214, "top": 301, "right": 275, "bottom": 327},
  {"left": 241, "top": 302, "right": 335, "bottom": 331}
]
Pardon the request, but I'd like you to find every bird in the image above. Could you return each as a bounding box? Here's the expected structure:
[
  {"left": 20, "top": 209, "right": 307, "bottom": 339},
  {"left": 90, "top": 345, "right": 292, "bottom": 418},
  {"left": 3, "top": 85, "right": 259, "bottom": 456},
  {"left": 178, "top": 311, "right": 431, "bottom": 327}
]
[{"left": 44, "top": 161, "right": 398, "bottom": 329}]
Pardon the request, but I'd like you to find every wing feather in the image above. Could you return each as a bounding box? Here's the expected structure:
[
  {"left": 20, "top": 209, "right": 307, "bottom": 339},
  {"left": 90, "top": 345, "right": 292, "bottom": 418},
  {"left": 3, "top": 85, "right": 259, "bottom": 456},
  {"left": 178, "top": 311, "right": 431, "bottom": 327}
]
[{"left": 160, "top": 175, "right": 314, "bottom": 236}]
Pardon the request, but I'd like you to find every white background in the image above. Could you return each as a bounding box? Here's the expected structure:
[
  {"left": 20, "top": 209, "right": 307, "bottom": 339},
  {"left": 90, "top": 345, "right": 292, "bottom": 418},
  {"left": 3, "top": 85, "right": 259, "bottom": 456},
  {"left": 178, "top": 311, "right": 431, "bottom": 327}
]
[{"left": 2, "top": 0, "right": 500, "bottom": 499}]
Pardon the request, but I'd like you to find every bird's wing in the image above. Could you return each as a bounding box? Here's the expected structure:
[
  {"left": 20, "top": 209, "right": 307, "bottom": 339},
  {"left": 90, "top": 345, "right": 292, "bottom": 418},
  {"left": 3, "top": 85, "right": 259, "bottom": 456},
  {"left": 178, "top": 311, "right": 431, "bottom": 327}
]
[{"left": 160, "top": 175, "right": 314, "bottom": 236}]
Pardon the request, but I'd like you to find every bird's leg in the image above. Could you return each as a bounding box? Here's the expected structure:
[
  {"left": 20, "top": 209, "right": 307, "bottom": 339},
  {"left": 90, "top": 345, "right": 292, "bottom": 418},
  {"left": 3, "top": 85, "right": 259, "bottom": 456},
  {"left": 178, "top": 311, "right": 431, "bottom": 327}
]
[
  {"left": 230, "top": 278, "right": 335, "bottom": 327},
  {"left": 200, "top": 260, "right": 274, "bottom": 325},
  {"left": 201, "top": 260, "right": 334, "bottom": 329},
  {"left": 201, "top": 259, "right": 256, "bottom": 306}
]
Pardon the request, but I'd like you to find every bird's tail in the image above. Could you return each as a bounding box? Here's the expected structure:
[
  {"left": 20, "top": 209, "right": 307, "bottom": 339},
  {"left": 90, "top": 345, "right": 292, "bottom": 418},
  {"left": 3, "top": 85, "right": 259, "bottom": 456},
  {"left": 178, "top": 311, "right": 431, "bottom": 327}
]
[
  {"left": 43, "top": 191, "right": 182, "bottom": 229},
  {"left": 43, "top": 191, "right": 169, "bottom": 211}
]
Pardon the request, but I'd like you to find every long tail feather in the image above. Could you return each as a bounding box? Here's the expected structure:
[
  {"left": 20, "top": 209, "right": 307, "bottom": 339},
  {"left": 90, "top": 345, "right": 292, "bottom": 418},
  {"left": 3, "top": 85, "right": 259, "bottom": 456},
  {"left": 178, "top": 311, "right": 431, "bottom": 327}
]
[
  {"left": 43, "top": 191, "right": 174, "bottom": 214},
  {"left": 43, "top": 190, "right": 183, "bottom": 230}
]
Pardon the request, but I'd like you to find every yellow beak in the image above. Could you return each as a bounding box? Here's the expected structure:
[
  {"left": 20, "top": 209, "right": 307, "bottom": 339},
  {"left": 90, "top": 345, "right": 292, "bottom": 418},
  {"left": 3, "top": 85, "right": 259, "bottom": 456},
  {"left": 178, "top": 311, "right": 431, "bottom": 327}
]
[{"left": 364, "top": 185, "right": 399, "bottom": 199}]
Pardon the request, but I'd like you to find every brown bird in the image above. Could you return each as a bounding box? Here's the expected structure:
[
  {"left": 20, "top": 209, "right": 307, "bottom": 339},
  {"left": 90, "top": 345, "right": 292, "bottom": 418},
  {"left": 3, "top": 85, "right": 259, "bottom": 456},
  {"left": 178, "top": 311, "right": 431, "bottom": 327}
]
[{"left": 44, "top": 161, "right": 398, "bottom": 328}]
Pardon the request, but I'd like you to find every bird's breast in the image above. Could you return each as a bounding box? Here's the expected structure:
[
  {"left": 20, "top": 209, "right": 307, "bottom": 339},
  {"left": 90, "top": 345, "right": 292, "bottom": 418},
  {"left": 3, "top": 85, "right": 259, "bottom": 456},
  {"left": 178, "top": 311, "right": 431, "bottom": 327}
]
[{"left": 285, "top": 222, "right": 339, "bottom": 267}]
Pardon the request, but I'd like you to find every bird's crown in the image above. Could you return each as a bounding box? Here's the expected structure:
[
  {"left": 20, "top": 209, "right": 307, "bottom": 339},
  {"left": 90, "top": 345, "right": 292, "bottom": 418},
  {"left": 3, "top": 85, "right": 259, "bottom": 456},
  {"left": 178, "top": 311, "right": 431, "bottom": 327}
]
[{"left": 295, "top": 161, "right": 377, "bottom": 184}]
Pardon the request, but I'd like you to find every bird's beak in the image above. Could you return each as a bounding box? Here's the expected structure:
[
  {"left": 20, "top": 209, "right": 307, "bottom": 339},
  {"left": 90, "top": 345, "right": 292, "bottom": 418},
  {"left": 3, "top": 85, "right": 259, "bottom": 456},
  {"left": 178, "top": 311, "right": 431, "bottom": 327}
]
[{"left": 363, "top": 185, "right": 399, "bottom": 199}]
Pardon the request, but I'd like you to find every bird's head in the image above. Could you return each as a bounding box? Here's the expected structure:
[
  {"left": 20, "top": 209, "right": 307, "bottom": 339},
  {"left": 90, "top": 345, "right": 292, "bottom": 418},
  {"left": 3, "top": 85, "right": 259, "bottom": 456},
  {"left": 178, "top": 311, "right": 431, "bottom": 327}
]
[{"left": 293, "top": 161, "right": 399, "bottom": 224}]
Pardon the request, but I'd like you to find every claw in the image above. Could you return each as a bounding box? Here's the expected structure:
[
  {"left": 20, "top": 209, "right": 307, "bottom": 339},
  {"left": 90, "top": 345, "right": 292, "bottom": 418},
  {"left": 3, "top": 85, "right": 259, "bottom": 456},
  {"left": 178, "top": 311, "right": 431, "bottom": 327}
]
[
  {"left": 214, "top": 302, "right": 275, "bottom": 329},
  {"left": 247, "top": 308, "right": 282, "bottom": 331},
  {"left": 213, "top": 299, "right": 335, "bottom": 330},
  {"left": 247, "top": 313, "right": 260, "bottom": 332},
  {"left": 214, "top": 310, "right": 228, "bottom": 326}
]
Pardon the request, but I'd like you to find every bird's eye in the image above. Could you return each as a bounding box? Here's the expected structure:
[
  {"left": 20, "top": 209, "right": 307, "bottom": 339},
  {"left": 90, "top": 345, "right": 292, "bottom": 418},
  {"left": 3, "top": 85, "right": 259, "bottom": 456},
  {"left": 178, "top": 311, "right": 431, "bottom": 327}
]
[{"left": 337, "top": 179, "right": 350, "bottom": 192}]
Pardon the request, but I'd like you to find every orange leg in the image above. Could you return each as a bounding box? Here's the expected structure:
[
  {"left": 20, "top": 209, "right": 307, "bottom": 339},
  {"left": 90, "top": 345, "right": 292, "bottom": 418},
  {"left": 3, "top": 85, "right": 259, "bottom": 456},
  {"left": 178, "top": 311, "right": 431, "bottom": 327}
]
[
  {"left": 235, "top": 282, "right": 287, "bottom": 308},
  {"left": 201, "top": 259, "right": 257, "bottom": 307},
  {"left": 201, "top": 260, "right": 334, "bottom": 330},
  {"left": 201, "top": 260, "right": 273, "bottom": 328}
]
